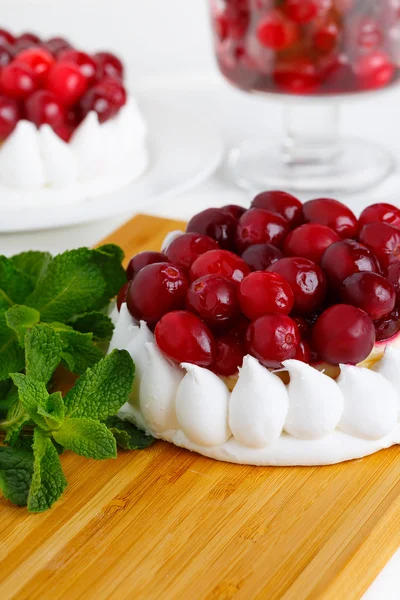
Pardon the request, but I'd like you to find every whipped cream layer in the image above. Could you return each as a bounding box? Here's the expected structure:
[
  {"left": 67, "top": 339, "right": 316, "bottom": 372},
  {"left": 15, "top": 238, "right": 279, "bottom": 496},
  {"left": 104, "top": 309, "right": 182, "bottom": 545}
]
[
  {"left": 0, "top": 98, "right": 148, "bottom": 208},
  {"left": 111, "top": 305, "right": 400, "bottom": 466}
]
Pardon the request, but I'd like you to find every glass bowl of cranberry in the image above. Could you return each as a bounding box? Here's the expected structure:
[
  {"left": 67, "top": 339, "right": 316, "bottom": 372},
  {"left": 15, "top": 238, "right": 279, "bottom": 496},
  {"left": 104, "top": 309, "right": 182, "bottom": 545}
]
[{"left": 209, "top": 0, "right": 399, "bottom": 194}]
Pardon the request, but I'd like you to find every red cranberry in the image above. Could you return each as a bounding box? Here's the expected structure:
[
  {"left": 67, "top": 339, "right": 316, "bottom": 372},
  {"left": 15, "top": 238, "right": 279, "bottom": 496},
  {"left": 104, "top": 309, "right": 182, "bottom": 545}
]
[
  {"left": 295, "top": 340, "right": 311, "bottom": 363},
  {"left": 0, "top": 30, "right": 15, "bottom": 46},
  {"left": 190, "top": 249, "right": 250, "bottom": 285},
  {"left": 94, "top": 51, "right": 124, "bottom": 80},
  {"left": 80, "top": 78, "right": 126, "bottom": 123},
  {"left": 186, "top": 274, "right": 240, "bottom": 328},
  {"left": 359, "top": 203, "right": 400, "bottom": 230},
  {"left": 273, "top": 55, "right": 320, "bottom": 94},
  {"left": 238, "top": 271, "right": 294, "bottom": 320},
  {"left": 0, "top": 96, "right": 19, "bottom": 139},
  {"left": 241, "top": 243, "right": 283, "bottom": 271},
  {"left": 387, "top": 262, "right": 400, "bottom": 305},
  {"left": 359, "top": 222, "right": 400, "bottom": 271},
  {"left": 355, "top": 51, "right": 395, "bottom": 91},
  {"left": 251, "top": 190, "right": 303, "bottom": 229},
  {"left": 293, "top": 316, "right": 310, "bottom": 339},
  {"left": 44, "top": 37, "right": 71, "bottom": 57},
  {"left": 221, "top": 204, "right": 246, "bottom": 220},
  {"left": 58, "top": 50, "right": 97, "bottom": 84},
  {"left": 312, "top": 304, "right": 375, "bottom": 364},
  {"left": 268, "top": 257, "right": 327, "bottom": 315},
  {"left": 117, "top": 281, "right": 131, "bottom": 311},
  {"left": 321, "top": 239, "right": 380, "bottom": 289},
  {"left": 374, "top": 308, "right": 400, "bottom": 342},
  {"left": 126, "top": 251, "right": 169, "bottom": 280},
  {"left": 236, "top": 208, "right": 289, "bottom": 253},
  {"left": 284, "top": 0, "right": 319, "bottom": 23},
  {"left": 313, "top": 21, "right": 340, "bottom": 53},
  {"left": 340, "top": 272, "right": 396, "bottom": 320},
  {"left": 256, "top": 10, "right": 299, "bottom": 51},
  {"left": 186, "top": 208, "right": 238, "bottom": 251},
  {"left": 126, "top": 263, "right": 188, "bottom": 326},
  {"left": 165, "top": 233, "right": 218, "bottom": 273},
  {"left": 353, "top": 16, "right": 383, "bottom": 50},
  {"left": 212, "top": 333, "right": 245, "bottom": 376},
  {"left": 284, "top": 223, "right": 339, "bottom": 264},
  {"left": 53, "top": 123, "right": 74, "bottom": 142},
  {"left": 46, "top": 62, "right": 87, "bottom": 107},
  {"left": 302, "top": 198, "right": 358, "bottom": 239},
  {"left": 0, "top": 44, "right": 12, "bottom": 67},
  {"left": 1, "top": 62, "right": 38, "bottom": 99},
  {"left": 224, "top": 5, "right": 250, "bottom": 40},
  {"left": 16, "top": 48, "right": 54, "bottom": 84},
  {"left": 246, "top": 314, "right": 300, "bottom": 368},
  {"left": 155, "top": 310, "right": 216, "bottom": 367},
  {"left": 25, "top": 90, "right": 66, "bottom": 128},
  {"left": 18, "top": 32, "right": 41, "bottom": 45}
]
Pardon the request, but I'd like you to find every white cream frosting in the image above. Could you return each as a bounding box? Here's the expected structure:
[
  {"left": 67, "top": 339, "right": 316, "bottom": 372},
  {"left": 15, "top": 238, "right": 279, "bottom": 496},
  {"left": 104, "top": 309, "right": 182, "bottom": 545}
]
[
  {"left": 373, "top": 347, "right": 400, "bottom": 416},
  {"left": 0, "top": 98, "right": 148, "bottom": 207}
]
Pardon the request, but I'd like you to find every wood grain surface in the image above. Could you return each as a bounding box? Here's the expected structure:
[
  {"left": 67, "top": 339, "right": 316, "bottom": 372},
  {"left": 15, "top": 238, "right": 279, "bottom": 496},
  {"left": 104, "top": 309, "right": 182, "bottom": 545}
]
[{"left": 2, "top": 213, "right": 400, "bottom": 600}]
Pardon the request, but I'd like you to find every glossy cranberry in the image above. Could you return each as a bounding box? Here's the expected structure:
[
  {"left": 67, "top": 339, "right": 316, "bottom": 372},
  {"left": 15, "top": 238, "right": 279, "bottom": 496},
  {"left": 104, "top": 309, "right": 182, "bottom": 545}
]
[
  {"left": 313, "top": 21, "right": 340, "bottom": 53},
  {"left": 53, "top": 123, "right": 74, "bottom": 142},
  {"left": 80, "top": 78, "right": 126, "bottom": 123},
  {"left": 302, "top": 198, "right": 358, "bottom": 239},
  {"left": 221, "top": 204, "right": 246, "bottom": 220},
  {"left": 0, "top": 44, "right": 12, "bottom": 67},
  {"left": 312, "top": 304, "right": 375, "bottom": 364},
  {"left": 46, "top": 62, "right": 87, "bottom": 107},
  {"left": 58, "top": 50, "right": 97, "bottom": 84},
  {"left": 241, "top": 243, "right": 283, "bottom": 271},
  {"left": 126, "top": 251, "right": 169, "bottom": 280},
  {"left": 186, "top": 208, "right": 238, "bottom": 251},
  {"left": 94, "top": 52, "right": 124, "bottom": 80},
  {"left": 155, "top": 310, "right": 216, "bottom": 367},
  {"left": 44, "top": 37, "right": 71, "bottom": 57},
  {"left": 190, "top": 249, "right": 250, "bottom": 285},
  {"left": 15, "top": 48, "right": 55, "bottom": 84},
  {"left": 127, "top": 263, "right": 188, "bottom": 326},
  {"left": 212, "top": 333, "right": 245, "bottom": 376},
  {"left": 256, "top": 10, "right": 299, "bottom": 51},
  {"left": 292, "top": 316, "right": 309, "bottom": 339},
  {"left": 251, "top": 190, "right": 303, "bottom": 229},
  {"left": 284, "top": 0, "right": 319, "bottom": 23},
  {"left": 359, "top": 222, "right": 400, "bottom": 271},
  {"left": 387, "top": 263, "right": 400, "bottom": 306},
  {"left": 246, "top": 314, "right": 300, "bottom": 368},
  {"left": 18, "top": 32, "right": 41, "bottom": 45},
  {"left": 0, "top": 30, "right": 15, "bottom": 46},
  {"left": 268, "top": 257, "right": 327, "bottom": 315},
  {"left": 283, "top": 223, "right": 339, "bottom": 264},
  {"left": 165, "top": 233, "right": 218, "bottom": 273},
  {"left": 355, "top": 51, "right": 395, "bottom": 91},
  {"left": 238, "top": 271, "right": 294, "bottom": 320},
  {"left": 236, "top": 208, "right": 289, "bottom": 253},
  {"left": 186, "top": 274, "right": 240, "bottom": 328},
  {"left": 117, "top": 281, "right": 131, "bottom": 311},
  {"left": 359, "top": 203, "right": 400, "bottom": 230},
  {"left": 0, "top": 96, "right": 19, "bottom": 139},
  {"left": 374, "top": 308, "right": 400, "bottom": 342},
  {"left": 273, "top": 55, "right": 320, "bottom": 94},
  {"left": 321, "top": 239, "right": 380, "bottom": 289},
  {"left": 25, "top": 90, "right": 66, "bottom": 128},
  {"left": 353, "top": 16, "right": 383, "bottom": 50},
  {"left": 295, "top": 340, "right": 311, "bottom": 363},
  {"left": 1, "top": 62, "right": 37, "bottom": 99},
  {"left": 11, "top": 39, "right": 35, "bottom": 57},
  {"left": 341, "top": 272, "right": 396, "bottom": 320}
]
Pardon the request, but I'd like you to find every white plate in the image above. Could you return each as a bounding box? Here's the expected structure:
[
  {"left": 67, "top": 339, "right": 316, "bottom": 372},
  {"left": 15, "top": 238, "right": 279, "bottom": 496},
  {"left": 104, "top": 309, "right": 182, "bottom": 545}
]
[{"left": 0, "top": 89, "right": 224, "bottom": 232}]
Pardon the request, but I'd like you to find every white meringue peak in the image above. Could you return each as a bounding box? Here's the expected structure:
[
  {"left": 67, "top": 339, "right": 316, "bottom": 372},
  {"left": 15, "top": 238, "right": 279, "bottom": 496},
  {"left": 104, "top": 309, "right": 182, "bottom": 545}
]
[
  {"left": 0, "top": 120, "right": 46, "bottom": 189},
  {"left": 39, "top": 125, "right": 78, "bottom": 187}
]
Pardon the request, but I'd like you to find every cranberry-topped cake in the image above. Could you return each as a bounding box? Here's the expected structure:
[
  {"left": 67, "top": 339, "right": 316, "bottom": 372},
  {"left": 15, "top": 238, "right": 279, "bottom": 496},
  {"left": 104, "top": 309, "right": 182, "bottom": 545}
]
[
  {"left": 110, "top": 193, "right": 400, "bottom": 465},
  {"left": 0, "top": 28, "right": 147, "bottom": 206}
]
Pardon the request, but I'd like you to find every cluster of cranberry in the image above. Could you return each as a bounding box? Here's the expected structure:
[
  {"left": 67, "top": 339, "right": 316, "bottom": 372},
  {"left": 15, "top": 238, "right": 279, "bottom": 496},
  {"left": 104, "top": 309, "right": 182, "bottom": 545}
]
[
  {"left": 118, "top": 192, "right": 400, "bottom": 376},
  {"left": 211, "top": 0, "right": 400, "bottom": 95},
  {"left": 0, "top": 28, "right": 126, "bottom": 142}
]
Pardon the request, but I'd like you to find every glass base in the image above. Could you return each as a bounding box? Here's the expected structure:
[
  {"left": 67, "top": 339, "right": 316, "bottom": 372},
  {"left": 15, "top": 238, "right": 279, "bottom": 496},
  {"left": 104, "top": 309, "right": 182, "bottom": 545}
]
[{"left": 227, "top": 137, "right": 395, "bottom": 195}]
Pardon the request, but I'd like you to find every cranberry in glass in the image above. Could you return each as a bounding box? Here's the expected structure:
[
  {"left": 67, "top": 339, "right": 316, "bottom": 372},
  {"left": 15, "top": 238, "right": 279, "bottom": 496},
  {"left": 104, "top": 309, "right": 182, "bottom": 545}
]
[
  {"left": 46, "top": 62, "right": 87, "bottom": 107},
  {"left": 340, "top": 272, "right": 396, "bottom": 321},
  {"left": 241, "top": 243, "right": 283, "bottom": 271},
  {"left": 186, "top": 208, "right": 238, "bottom": 251},
  {"left": 0, "top": 30, "right": 15, "bottom": 46},
  {"left": 256, "top": 10, "right": 299, "bottom": 51},
  {"left": 313, "top": 21, "right": 339, "bottom": 54},
  {"left": 0, "top": 44, "right": 12, "bottom": 67},
  {"left": 302, "top": 198, "right": 358, "bottom": 239},
  {"left": 212, "top": 332, "right": 245, "bottom": 376},
  {"left": 221, "top": 204, "right": 246, "bottom": 220},
  {"left": 246, "top": 314, "right": 300, "bottom": 368},
  {"left": 273, "top": 55, "right": 320, "bottom": 94},
  {"left": 155, "top": 310, "right": 216, "bottom": 367},
  {"left": 186, "top": 274, "right": 240, "bottom": 328},
  {"left": 355, "top": 51, "right": 395, "bottom": 91},
  {"left": 165, "top": 233, "right": 218, "bottom": 273},
  {"left": 312, "top": 304, "right": 375, "bottom": 364},
  {"left": 238, "top": 271, "right": 294, "bottom": 320},
  {"left": 190, "top": 249, "right": 250, "bottom": 285},
  {"left": 359, "top": 222, "right": 400, "bottom": 271},
  {"left": 58, "top": 50, "right": 97, "bottom": 84},
  {"left": 1, "top": 62, "right": 38, "bottom": 99},
  {"left": 268, "top": 256, "right": 327, "bottom": 315},
  {"left": 359, "top": 203, "right": 400, "bottom": 230},
  {"left": 80, "top": 78, "right": 126, "bottom": 123},
  {"left": 251, "top": 190, "right": 303, "bottom": 228},
  {"left": 16, "top": 48, "right": 55, "bottom": 84},
  {"left": 236, "top": 208, "right": 289, "bottom": 252},
  {"left": 284, "top": 223, "right": 339, "bottom": 264},
  {"left": 0, "top": 96, "right": 19, "bottom": 139},
  {"left": 374, "top": 308, "right": 400, "bottom": 342},
  {"left": 126, "top": 251, "right": 169, "bottom": 280},
  {"left": 25, "top": 90, "right": 66, "bottom": 128},
  {"left": 94, "top": 51, "right": 124, "bottom": 80},
  {"left": 284, "top": 0, "right": 320, "bottom": 24},
  {"left": 117, "top": 281, "right": 131, "bottom": 311},
  {"left": 126, "top": 263, "right": 188, "bottom": 326}
]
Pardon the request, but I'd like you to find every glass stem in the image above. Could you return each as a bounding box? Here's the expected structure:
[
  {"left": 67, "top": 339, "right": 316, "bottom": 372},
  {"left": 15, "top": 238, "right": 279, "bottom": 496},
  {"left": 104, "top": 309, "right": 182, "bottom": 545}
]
[{"left": 282, "top": 103, "right": 341, "bottom": 167}]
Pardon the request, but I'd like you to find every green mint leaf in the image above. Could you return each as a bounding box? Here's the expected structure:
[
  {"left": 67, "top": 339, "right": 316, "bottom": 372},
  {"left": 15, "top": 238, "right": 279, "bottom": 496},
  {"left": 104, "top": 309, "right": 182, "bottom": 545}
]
[
  {"left": 64, "top": 349, "right": 134, "bottom": 421},
  {"left": 6, "top": 305, "right": 40, "bottom": 346},
  {"left": 0, "top": 255, "right": 34, "bottom": 310},
  {"left": 58, "top": 328, "right": 104, "bottom": 375},
  {"left": 12, "top": 251, "right": 52, "bottom": 287},
  {"left": 25, "top": 323, "right": 63, "bottom": 384},
  {"left": 105, "top": 416, "right": 155, "bottom": 450},
  {"left": 53, "top": 418, "right": 117, "bottom": 460},
  {"left": 25, "top": 248, "right": 107, "bottom": 323},
  {"left": 91, "top": 248, "right": 127, "bottom": 311},
  {"left": 0, "top": 446, "right": 34, "bottom": 506},
  {"left": 11, "top": 373, "right": 50, "bottom": 430},
  {"left": 96, "top": 243, "right": 124, "bottom": 264},
  {"left": 3, "top": 393, "right": 28, "bottom": 446},
  {"left": 28, "top": 428, "right": 67, "bottom": 513},
  {"left": 37, "top": 391, "right": 65, "bottom": 430},
  {"left": 0, "top": 310, "right": 24, "bottom": 381},
  {"left": 69, "top": 312, "right": 114, "bottom": 341}
]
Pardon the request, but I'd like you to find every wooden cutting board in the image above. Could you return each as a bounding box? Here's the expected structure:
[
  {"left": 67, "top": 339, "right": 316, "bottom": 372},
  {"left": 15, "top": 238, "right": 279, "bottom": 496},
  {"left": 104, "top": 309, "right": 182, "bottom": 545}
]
[{"left": 2, "top": 213, "right": 400, "bottom": 600}]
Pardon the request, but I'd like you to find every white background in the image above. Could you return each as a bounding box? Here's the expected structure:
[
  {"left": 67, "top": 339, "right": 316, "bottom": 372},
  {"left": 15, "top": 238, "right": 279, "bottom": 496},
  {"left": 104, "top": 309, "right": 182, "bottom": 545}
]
[{"left": 1, "top": 1, "right": 400, "bottom": 597}]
